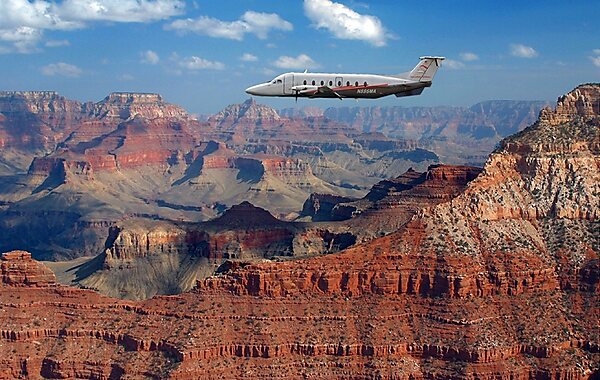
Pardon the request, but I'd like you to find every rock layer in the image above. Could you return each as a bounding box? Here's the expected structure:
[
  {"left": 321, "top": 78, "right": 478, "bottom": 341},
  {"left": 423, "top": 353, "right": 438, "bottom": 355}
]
[
  {"left": 0, "top": 86, "right": 597, "bottom": 378},
  {"left": 1, "top": 250, "right": 56, "bottom": 287}
]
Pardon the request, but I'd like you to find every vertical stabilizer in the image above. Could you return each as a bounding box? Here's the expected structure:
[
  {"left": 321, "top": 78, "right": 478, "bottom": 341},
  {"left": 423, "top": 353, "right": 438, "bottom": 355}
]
[{"left": 408, "top": 56, "right": 445, "bottom": 82}]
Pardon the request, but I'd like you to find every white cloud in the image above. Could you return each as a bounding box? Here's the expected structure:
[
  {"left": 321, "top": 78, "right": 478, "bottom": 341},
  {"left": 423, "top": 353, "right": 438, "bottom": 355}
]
[
  {"left": 459, "top": 52, "right": 479, "bottom": 61},
  {"left": 45, "top": 39, "right": 70, "bottom": 47},
  {"left": 510, "top": 43, "right": 538, "bottom": 58},
  {"left": 0, "top": 26, "right": 42, "bottom": 53},
  {"left": 0, "top": 0, "right": 184, "bottom": 53},
  {"left": 303, "top": 0, "right": 390, "bottom": 47},
  {"left": 593, "top": 49, "right": 600, "bottom": 55},
  {"left": 273, "top": 54, "right": 319, "bottom": 69},
  {"left": 179, "top": 56, "right": 225, "bottom": 70},
  {"left": 56, "top": 0, "right": 184, "bottom": 23},
  {"left": 240, "top": 53, "right": 258, "bottom": 62},
  {"left": 444, "top": 59, "right": 465, "bottom": 70},
  {"left": 141, "top": 50, "right": 160, "bottom": 64},
  {"left": 165, "top": 11, "right": 292, "bottom": 40},
  {"left": 41, "top": 62, "right": 82, "bottom": 77}
]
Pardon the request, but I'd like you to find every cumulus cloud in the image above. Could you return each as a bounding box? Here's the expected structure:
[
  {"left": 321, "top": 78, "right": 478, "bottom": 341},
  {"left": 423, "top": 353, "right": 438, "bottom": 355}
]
[
  {"left": 240, "top": 53, "right": 258, "bottom": 62},
  {"left": 165, "top": 11, "right": 292, "bottom": 40},
  {"left": 444, "top": 59, "right": 465, "bottom": 70},
  {"left": 303, "top": 0, "right": 390, "bottom": 47},
  {"left": 0, "top": 26, "right": 42, "bottom": 53},
  {"left": 178, "top": 56, "right": 225, "bottom": 70},
  {"left": 273, "top": 54, "right": 319, "bottom": 69},
  {"left": 141, "top": 50, "right": 160, "bottom": 64},
  {"left": 510, "top": 43, "right": 538, "bottom": 58},
  {"left": 56, "top": 0, "right": 185, "bottom": 23},
  {"left": 459, "top": 52, "right": 479, "bottom": 61},
  {"left": 0, "top": 0, "right": 184, "bottom": 53},
  {"left": 40, "top": 62, "right": 82, "bottom": 77}
]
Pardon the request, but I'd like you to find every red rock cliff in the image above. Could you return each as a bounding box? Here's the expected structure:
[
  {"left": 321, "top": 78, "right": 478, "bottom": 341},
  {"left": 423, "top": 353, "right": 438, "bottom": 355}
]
[{"left": 1, "top": 250, "right": 56, "bottom": 287}]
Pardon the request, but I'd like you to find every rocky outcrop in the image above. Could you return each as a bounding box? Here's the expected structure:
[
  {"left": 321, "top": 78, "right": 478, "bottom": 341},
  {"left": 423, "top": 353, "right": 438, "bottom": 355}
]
[
  {"left": 75, "top": 202, "right": 357, "bottom": 299},
  {"left": 303, "top": 164, "right": 482, "bottom": 228},
  {"left": 0, "top": 86, "right": 596, "bottom": 379},
  {"left": 206, "top": 98, "right": 359, "bottom": 144},
  {"left": 210, "top": 98, "right": 282, "bottom": 125},
  {"left": 90, "top": 92, "right": 190, "bottom": 121},
  {"left": 0, "top": 91, "right": 87, "bottom": 153},
  {"left": 27, "top": 157, "right": 94, "bottom": 181},
  {"left": 301, "top": 193, "right": 359, "bottom": 221},
  {"left": 353, "top": 132, "right": 419, "bottom": 151},
  {"left": 190, "top": 85, "right": 599, "bottom": 377},
  {"left": 1, "top": 250, "right": 56, "bottom": 286}
]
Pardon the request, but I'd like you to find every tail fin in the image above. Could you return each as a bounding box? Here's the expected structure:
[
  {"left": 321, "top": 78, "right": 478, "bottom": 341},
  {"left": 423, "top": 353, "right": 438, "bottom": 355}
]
[{"left": 408, "top": 56, "right": 445, "bottom": 82}]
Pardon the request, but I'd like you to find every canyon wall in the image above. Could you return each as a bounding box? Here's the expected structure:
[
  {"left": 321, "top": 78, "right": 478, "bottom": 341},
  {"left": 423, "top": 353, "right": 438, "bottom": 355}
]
[{"left": 0, "top": 85, "right": 597, "bottom": 379}]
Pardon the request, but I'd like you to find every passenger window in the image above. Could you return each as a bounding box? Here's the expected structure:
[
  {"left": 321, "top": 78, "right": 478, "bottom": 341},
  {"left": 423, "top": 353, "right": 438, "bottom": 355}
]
[
  {"left": 320, "top": 80, "right": 324, "bottom": 85},
  {"left": 312, "top": 80, "right": 315, "bottom": 85},
  {"left": 303, "top": 80, "right": 307, "bottom": 85},
  {"left": 346, "top": 81, "right": 350, "bottom": 86},
  {"left": 355, "top": 81, "right": 359, "bottom": 86},
  {"left": 364, "top": 81, "right": 368, "bottom": 86},
  {"left": 338, "top": 81, "right": 342, "bottom": 86},
  {"left": 328, "top": 80, "right": 333, "bottom": 86}
]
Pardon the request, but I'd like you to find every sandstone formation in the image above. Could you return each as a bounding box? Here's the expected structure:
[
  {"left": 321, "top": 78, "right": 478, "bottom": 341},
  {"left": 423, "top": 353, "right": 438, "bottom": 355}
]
[
  {"left": 0, "top": 85, "right": 597, "bottom": 379},
  {"left": 302, "top": 164, "right": 482, "bottom": 240},
  {"left": 0, "top": 94, "right": 439, "bottom": 259},
  {"left": 73, "top": 202, "right": 356, "bottom": 299},
  {"left": 1, "top": 250, "right": 56, "bottom": 287}
]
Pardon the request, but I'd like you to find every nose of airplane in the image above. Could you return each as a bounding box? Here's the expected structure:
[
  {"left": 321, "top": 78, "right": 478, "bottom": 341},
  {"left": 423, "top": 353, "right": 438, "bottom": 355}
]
[{"left": 245, "top": 84, "right": 261, "bottom": 96}]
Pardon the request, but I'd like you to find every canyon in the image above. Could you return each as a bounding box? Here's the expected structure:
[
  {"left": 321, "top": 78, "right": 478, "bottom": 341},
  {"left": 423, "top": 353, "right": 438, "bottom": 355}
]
[
  {"left": 0, "top": 90, "right": 546, "bottom": 261},
  {"left": 0, "top": 93, "right": 443, "bottom": 260},
  {"left": 0, "top": 84, "right": 596, "bottom": 378}
]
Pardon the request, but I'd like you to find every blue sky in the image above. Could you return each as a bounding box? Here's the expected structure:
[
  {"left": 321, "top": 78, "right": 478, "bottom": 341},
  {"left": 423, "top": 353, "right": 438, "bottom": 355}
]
[{"left": 0, "top": 0, "right": 598, "bottom": 114}]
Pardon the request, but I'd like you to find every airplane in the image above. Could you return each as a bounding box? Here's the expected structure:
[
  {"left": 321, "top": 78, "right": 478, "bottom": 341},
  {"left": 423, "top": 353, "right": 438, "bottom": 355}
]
[{"left": 245, "top": 56, "right": 445, "bottom": 100}]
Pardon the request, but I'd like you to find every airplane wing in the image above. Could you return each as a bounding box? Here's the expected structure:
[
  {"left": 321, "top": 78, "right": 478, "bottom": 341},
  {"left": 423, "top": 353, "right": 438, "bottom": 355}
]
[{"left": 309, "top": 86, "right": 343, "bottom": 99}]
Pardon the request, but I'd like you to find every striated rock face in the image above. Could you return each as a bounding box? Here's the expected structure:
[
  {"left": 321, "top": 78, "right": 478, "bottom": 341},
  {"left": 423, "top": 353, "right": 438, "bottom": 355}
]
[
  {"left": 90, "top": 92, "right": 190, "bottom": 121},
  {"left": 0, "top": 85, "right": 598, "bottom": 380},
  {"left": 0, "top": 91, "right": 87, "bottom": 153},
  {"left": 192, "top": 85, "right": 599, "bottom": 377},
  {"left": 301, "top": 193, "right": 359, "bottom": 221},
  {"left": 210, "top": 98, "right": 282, "bottom": 124},
  {"left": 1, "top": 250, "right": 56, "bottom": 286},
  {"left": 302, "top": 165, "right": 482, "bottom": 240},
  {"left": 76, "top": 202, "right": 357, "bottom": 299},
  {"left": 206, "top": 98, "right": 359, "bottom": 144}
]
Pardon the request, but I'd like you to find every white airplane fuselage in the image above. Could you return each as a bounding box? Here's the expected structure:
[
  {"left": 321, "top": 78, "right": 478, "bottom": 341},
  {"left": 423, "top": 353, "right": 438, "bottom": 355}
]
[{"left": 245, "top": 56, "right": 445, "bottom": 100}]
